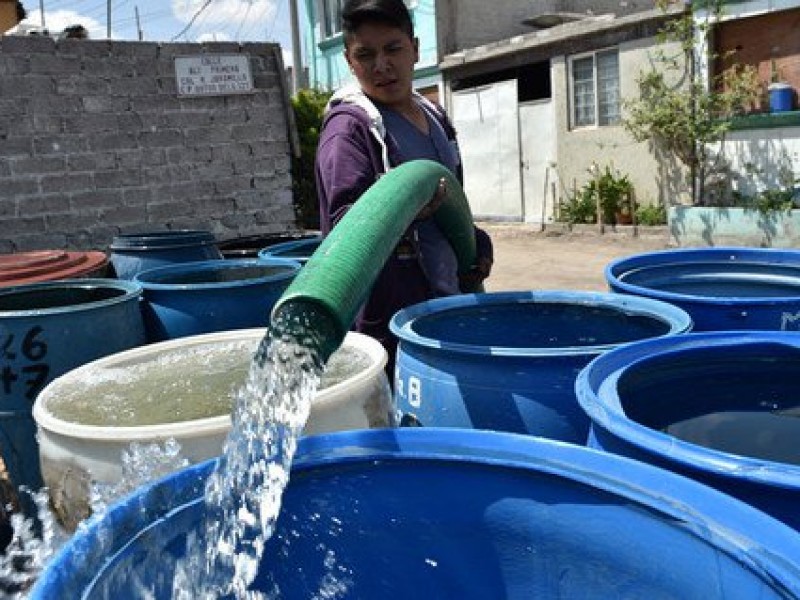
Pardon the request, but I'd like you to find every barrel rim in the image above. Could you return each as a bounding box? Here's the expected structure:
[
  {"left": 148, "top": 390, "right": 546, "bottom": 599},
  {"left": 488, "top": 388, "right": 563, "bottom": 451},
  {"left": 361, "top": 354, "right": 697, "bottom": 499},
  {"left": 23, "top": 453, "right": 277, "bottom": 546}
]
[
  {"left": 31, "top": 428, "right": 800, "bottom": 599},
  {"left": 257, "top": 236, "right": 322, "bottom": 262},
  {"left": 575, "top": 329, "right": 800, "bottom": 487},
  {"left": 109, "top": 230, "right": 217, "bottom": 252},
  {"left": 606, "top": 246, "right": 800, "bottom": 306},
  {"left": 389, "top": 290, "right": 693, "bottom": 357},
  {"left": 0, "top": 278, "right": 142, "bottom": 317},
  {"left": 132, "top": 258, "right": 302, "bottom": 291},
  {"left": 217, "top": 231, "right": 320, "bottom": 251},
  {"left": 32, "top": 329, "right": 386, "bottom": 440}
]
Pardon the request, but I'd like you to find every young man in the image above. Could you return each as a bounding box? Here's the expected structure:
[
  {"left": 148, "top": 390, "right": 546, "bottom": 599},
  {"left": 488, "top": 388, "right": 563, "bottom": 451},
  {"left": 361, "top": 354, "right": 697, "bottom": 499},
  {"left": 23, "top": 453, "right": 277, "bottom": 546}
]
[{"left": 315, "top": 0, "right": 493, "bottom": 373}]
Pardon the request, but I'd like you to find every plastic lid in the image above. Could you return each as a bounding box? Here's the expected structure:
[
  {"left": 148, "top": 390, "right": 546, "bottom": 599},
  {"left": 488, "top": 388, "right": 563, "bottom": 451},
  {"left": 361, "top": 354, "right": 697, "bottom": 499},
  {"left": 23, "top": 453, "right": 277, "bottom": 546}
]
[{"left": 0, "top": 250, "right": 109, "bottom": 286}]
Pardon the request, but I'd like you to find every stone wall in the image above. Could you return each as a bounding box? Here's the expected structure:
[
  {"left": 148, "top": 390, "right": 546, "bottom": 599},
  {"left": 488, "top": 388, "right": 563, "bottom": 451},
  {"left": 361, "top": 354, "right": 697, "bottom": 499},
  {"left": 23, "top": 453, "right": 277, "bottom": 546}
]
[{"left": 0, "top": 36, "right": 298, "bottom": 252}]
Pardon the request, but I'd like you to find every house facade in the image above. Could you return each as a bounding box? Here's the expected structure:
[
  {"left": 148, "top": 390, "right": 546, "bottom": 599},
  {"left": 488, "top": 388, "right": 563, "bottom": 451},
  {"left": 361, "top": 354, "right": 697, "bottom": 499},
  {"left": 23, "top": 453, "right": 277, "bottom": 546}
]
[
  {"left": 435, "top": 3, "right": 682, "bottom": 223},
  {"left": 303, "top": 0, "right": 443, "bottom": 100},
  {"left": 701, "top": 0, "right": 800, "bottom": 199},
  {"left": 301, "top": 1, "right": 800, "bottom": 227}
]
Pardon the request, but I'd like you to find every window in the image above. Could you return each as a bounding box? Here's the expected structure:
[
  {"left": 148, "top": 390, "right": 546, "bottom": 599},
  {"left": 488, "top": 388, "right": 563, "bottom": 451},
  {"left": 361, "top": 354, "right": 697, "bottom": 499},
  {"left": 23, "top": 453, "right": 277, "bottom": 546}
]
[
  {"left": 321, "top": 0, "right": 415, "bottom": 38},
  {"left": 570, "top": 49, "right": 620, "bottom": 128},
  {"left": 321, "top": 0, "right": 344, "bottom": 38}
]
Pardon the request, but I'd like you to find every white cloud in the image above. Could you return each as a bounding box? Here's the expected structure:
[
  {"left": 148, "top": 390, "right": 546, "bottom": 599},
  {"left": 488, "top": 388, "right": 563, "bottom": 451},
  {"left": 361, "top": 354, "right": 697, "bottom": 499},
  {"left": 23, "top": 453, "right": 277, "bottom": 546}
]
[
  {"left": 196, "top": 32, "right": 232, "bottom": 42},
  {"left": 169, "top": 0, "right": 287, "bottom": 44},
  {"left": 171, "top": 0, "right": 277, "bottom": 27},
  {"left": 21, "top": 10, "right": 105, "bottom": 39}
]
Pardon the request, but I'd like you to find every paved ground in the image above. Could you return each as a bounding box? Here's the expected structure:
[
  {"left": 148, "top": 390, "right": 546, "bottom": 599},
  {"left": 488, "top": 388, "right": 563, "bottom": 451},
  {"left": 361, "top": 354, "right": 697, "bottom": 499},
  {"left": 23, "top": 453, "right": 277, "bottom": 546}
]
[{"left": 479, "top": 223, "right": 672, "bottom": 293}]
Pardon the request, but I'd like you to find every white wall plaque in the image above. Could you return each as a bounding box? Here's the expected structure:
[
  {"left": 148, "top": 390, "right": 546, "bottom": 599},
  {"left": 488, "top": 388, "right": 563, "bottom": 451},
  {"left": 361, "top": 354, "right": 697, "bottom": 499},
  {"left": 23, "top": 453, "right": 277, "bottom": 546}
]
[{"left": 175, "top": 54, "right": 254, "bottom": 97}]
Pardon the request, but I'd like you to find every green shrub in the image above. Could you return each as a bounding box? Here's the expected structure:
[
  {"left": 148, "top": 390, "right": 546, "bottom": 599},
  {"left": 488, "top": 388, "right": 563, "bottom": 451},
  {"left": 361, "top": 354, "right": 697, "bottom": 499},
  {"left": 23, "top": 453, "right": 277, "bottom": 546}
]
[
  {"left": 291, "top": 88, "right": 333, "bottom": 229},
  {"left": 730, "top": 186, "right": 796, "bottom": 214},
  {"left": 588, "top": 164, "right": 634, "bottom": 224},
  {"left": 558, "top": 164, "right": 634, "bottom": 225},
  {"left": 558, "top": 191, "right": 597, "bottom": 224},
  {"left": 635, "top": 203, "right": 667, "bottom": 226}
]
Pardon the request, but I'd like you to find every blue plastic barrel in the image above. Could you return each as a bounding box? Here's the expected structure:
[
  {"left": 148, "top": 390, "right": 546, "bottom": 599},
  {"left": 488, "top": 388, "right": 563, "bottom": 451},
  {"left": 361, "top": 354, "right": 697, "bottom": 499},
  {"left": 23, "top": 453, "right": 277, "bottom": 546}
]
[
  {"left": 606, "top": 247, "right": 800, "bottom": 331},
  {"left": 134, "top": 258, "right": 301, "bottom": 342},
  {"left": 0, "top": 279, "right": 145, "bottom": 492},
  {"left": 257, "top": 236, "right": 322, "bottom": 264},
  {"left": 390, "top": 291, "right": 692, "bottom": 443},
  {"left": 769, "top": 83, "right": 794, "bottom": 113},
  {"left": 109, "top": 230, "right": 223, "bottom": 280},
  {"left": 576, "top": 330, "right": 800, "bottom": 531},
  {"left": 218, "top": 231, "right": 320, "bottom": 259},
  {"left": 29, "top": 428, "right": 800, "bottom": 599}
]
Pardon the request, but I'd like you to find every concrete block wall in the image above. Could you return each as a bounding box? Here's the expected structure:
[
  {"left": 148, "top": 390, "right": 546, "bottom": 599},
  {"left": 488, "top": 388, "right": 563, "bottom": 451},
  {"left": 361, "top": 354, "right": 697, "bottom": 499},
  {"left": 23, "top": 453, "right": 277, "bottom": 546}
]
[{"left": 0, "top": 36, "right": 298, "bottom": 253}]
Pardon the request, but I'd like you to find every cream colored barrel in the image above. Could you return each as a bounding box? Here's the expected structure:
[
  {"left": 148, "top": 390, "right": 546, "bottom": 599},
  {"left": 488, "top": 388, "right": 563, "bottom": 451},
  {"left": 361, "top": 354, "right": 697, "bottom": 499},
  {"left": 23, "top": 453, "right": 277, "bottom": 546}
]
[{"left": 32, "top": 328, "right": 392, "bottom": 528}]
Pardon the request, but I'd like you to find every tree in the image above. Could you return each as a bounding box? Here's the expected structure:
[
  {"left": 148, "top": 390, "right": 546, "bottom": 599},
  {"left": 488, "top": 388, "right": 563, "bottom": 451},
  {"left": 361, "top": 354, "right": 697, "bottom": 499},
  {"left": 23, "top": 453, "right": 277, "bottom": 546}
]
[{"left": 622, "top": 0, "right": 761, "bottom": 204}]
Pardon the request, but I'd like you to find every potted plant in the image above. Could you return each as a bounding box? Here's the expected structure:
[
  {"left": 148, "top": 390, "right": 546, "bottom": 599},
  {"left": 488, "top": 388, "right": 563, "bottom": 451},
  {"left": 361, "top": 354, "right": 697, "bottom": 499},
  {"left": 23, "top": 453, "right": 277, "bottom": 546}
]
[
  {"left": 616, "top": 197, "right": 634, "bottom": 225},
  {"left": 588, "top": 163, "right": 634, "bottom": 226}
]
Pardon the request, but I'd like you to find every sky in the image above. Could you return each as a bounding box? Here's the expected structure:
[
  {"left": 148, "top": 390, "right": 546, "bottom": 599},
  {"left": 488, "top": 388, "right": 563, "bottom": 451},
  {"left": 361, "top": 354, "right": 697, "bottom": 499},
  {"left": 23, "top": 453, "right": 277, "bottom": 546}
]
[{"left": 16, "top": 0, "right": 301, "bottom": 66}]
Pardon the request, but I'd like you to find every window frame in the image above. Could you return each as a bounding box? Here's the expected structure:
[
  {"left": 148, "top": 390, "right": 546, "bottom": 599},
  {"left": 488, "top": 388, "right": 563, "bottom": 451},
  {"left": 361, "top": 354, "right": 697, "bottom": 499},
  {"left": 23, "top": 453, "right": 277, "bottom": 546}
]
[
  {"left": 320, "top": 0, "right": 345, "bottom": 39},
  {"left": 568, "top": 47, "right": 621, "bottom": 130},
  {"left": 318, "top": 0, "right": 417, "bottom": 40}
]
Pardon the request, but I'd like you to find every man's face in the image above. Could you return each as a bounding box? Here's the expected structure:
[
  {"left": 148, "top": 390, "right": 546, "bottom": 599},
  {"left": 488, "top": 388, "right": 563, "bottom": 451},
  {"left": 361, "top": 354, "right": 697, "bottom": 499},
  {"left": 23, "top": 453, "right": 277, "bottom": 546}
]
[{"left": 344, "top": 22, "right": 419, "bottom": 108}]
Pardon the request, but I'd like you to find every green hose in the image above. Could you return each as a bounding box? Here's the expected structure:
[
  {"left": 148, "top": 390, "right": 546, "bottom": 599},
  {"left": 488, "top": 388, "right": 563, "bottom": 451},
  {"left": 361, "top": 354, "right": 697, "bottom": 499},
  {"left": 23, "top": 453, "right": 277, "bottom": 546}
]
[{"left": 270, "top": 159, "right": 479, "bottom": 362}]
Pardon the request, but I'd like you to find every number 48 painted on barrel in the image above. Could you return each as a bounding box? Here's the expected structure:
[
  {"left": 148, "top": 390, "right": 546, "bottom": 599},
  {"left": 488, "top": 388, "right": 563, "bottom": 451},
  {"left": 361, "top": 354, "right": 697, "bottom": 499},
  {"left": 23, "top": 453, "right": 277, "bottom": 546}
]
[{"left": 1, "top": 326, "right": 50, "bottom": 401}]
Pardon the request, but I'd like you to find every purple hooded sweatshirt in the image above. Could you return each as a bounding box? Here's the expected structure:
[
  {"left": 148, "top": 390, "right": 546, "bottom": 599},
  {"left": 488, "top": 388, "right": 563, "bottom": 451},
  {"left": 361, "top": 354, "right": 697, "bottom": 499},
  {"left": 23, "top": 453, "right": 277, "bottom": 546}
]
[{"left": 315, "top": 84, "right": 493, "bottom": 370}]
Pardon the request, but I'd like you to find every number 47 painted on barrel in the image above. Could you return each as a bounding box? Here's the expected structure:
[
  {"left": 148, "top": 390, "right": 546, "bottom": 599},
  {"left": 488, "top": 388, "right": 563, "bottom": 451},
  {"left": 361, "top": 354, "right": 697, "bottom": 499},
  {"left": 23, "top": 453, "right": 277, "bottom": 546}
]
[{"left": 1, "top": 325, "right": 50, "bottom": 401}]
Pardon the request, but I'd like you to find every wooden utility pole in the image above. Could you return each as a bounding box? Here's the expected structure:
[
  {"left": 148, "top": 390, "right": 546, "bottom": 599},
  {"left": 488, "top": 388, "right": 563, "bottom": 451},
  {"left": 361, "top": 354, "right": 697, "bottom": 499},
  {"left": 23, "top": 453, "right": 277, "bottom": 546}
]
[
  {"left": 135, "top": 5, "right": 143, "bottom": 40},
  {"left": 107, "top": 0, "right": 111, "bottom": 38}
]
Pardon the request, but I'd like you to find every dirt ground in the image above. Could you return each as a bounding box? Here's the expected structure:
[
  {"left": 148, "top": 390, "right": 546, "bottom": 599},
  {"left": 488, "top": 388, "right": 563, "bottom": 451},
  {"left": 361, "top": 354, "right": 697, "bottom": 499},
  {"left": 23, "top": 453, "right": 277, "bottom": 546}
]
[{"left": 479, "top": 223, "right": 672, "bottom": 293}]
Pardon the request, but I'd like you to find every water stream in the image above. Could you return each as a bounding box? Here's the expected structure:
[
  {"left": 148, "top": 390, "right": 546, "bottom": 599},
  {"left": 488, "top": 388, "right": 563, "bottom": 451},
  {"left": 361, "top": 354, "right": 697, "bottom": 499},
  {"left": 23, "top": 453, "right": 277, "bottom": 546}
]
[
  {"left": 0, "top": 308, "right": 331, "bottom": 598},
  {"left": 173, "top": 311, "right": 324, "bottom": 598}
]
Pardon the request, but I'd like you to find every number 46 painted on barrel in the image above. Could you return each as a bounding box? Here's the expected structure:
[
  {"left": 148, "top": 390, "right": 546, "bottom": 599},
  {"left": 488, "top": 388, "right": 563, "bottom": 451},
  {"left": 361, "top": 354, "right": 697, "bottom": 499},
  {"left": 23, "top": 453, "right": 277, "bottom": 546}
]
[{"left": 1, "top": 326, "right": 50, "bottom": 401}]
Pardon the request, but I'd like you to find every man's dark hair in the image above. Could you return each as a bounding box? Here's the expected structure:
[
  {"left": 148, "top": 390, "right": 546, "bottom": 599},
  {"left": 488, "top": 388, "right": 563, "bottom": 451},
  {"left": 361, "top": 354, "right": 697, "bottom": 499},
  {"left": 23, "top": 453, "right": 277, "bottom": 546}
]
[{"left": 342, "top": 0, "right": 414, "bottom": 40}]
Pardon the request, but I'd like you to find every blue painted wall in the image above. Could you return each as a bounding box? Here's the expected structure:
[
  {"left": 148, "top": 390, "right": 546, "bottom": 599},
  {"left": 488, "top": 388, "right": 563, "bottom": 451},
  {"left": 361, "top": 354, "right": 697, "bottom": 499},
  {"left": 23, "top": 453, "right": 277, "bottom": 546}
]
[{"left": 303, "top": 0, "right": 440, "bottom": 93}]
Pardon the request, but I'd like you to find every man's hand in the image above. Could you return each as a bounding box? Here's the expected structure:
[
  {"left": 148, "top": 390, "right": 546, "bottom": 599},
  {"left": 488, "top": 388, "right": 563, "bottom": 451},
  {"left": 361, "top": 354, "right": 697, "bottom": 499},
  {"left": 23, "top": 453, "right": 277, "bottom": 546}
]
[{"left": 459, "top": 255, "right": 493, "bottom": 292}]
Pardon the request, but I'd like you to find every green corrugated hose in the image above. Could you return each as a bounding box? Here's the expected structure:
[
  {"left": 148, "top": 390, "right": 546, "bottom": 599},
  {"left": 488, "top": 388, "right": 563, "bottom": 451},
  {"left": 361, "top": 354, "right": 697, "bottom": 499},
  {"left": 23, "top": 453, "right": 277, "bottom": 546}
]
[{"left": 270, "top": 159, "right": 479, "bottom": 362}]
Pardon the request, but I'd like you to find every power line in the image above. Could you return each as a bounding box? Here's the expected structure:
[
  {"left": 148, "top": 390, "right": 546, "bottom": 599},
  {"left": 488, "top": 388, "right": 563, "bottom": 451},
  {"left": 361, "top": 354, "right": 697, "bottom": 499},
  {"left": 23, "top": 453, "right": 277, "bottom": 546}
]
[
  {"left": 235, "top": 0, "right": 255, "bottom": 40},
  {"left": 236, "top": 1, "right": 272, "bottom": 42},
  {"left": 113, "top": 7, "right": 174, "bottom": 28},
  {"left": 171, "top": 0, "right": 213, "bottom": 41},
  {"left": 266, "top": 0, "right": 283, "bottom": 41}
]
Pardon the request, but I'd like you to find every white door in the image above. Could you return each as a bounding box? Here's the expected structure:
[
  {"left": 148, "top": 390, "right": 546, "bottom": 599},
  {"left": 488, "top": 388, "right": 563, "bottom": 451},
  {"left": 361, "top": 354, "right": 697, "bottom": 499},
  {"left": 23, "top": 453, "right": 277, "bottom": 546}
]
[
  {"left": 452, "top": 80, "right": 522, "bottom": 220},
  {"left": 519, "top": 99, "right": 557, "bottom": 224}
]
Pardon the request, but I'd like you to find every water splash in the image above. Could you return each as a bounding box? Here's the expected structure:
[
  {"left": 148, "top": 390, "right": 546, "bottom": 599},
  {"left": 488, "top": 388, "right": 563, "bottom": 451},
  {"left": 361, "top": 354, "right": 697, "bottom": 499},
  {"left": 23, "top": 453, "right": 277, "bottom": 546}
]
[
  {"left": 2, "top": 308, "right": 336, "bottom": 598},
  {"left": 175, "top": 314, "right": 324, "bottom": 599},
  {"left": 90, "top": 438, "right": 190, "bottom": 514},
  {"left": 0, "top": 438, "right": 192, "bottom": 598},
  {"left": 0, "top": 488, "right": 69, "bottom": 598}
]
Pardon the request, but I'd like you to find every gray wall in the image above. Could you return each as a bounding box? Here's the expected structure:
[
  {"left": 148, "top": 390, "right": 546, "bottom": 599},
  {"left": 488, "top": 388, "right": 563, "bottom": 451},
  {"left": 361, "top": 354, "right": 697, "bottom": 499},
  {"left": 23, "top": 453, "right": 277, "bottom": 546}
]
[
  {"left": 436, "top": 0, "right": 648, "bottom": 57},
  {"left": 553, "top": 37, "right": 690, "bottom": 208},
  {"left": 0, "top": 36, "right": 298, "bottom": 253}
]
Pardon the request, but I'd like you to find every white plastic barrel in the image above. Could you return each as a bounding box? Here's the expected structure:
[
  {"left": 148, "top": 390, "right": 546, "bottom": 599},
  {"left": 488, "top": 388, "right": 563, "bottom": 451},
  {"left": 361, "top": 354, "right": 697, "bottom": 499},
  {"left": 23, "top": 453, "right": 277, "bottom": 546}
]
[{"left": 32, "top": 328, "right": 392, "bottom": 528}]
